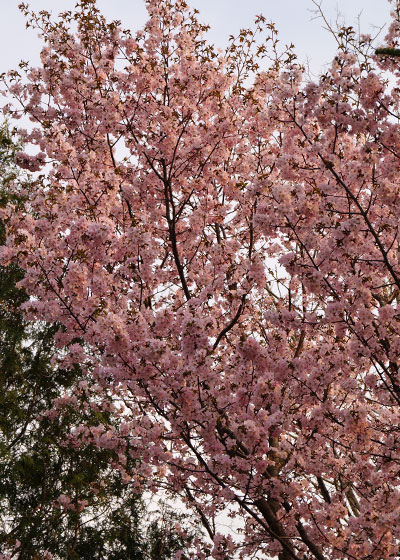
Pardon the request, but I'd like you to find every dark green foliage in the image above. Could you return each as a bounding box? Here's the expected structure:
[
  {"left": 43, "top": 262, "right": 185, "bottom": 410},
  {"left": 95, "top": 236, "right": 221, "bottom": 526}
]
[
  {"left": 375, "top": 47, "right": 400, "bottom": 57},
  {"left": 148, "top": 506, "right": 193, "bottom": 560},
  {"left": 0, "top": 124, "right": 196, "bottom": 559}
]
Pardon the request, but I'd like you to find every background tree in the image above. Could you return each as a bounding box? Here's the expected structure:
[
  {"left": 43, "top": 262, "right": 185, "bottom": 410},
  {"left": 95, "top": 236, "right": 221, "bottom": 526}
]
[
  {"left": 0, "top": 122, "right": 196, "bottom": 559},
  {"left": 4, "top": 0, "right": 400, "bottom": 558}
]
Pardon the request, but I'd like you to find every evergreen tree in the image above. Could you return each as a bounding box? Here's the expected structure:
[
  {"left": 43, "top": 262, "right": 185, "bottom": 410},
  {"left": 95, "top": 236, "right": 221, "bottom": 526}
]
[{"left": 0, "top": 123, "right": 195, "bottom": 559}]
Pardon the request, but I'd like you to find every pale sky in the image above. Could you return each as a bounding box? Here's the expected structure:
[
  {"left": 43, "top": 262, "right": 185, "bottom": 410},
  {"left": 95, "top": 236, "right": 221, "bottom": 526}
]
[{"left": 0, "top": 0, "right": 393, "bottom": 80}]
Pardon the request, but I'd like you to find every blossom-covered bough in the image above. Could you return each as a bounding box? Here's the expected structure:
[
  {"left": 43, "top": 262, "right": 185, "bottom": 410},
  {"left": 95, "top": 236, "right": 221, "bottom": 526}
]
[{"left": 3, "top": 0, "right": 400, "bottom": 558}]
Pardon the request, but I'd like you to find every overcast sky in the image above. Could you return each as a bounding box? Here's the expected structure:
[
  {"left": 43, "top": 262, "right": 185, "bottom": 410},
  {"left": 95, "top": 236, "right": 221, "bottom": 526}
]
[{"left": 0, "top": 0, "right": 393, "bottom": 79}]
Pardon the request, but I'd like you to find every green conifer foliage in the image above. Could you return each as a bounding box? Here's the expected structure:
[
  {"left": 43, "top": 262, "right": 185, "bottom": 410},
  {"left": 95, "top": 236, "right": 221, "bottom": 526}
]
[{"left": 0, "top": 123, "right": 195, "bottom": 560}]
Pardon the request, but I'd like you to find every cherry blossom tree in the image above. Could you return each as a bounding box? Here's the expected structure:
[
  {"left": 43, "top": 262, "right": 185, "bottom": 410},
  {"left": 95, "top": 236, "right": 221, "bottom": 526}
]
[{"left": 3, "top": 0, "right": 400, "bottom": 558}]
